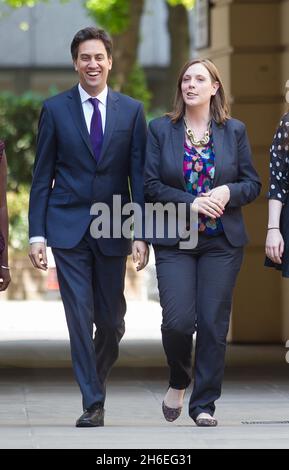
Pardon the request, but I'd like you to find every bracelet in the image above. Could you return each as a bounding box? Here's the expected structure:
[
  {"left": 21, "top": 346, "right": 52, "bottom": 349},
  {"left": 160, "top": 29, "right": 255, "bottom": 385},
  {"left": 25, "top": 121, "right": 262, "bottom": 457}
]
[
  {"left": 267, "top": 227, "right": 280, "bottom": 230},
  {"left": 1, "top": 265, "right": 10, "bottom": 270}
]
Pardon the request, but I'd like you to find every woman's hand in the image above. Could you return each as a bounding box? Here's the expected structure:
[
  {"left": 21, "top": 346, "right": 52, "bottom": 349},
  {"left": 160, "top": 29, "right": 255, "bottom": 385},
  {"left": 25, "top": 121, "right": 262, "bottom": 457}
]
[
  {"left": 0, "top": 266, "right": 11, "bottom": 291},
  {"left": 265, "top": 229, "right": 284, "bottom": 264},
  {"left": 191, "top": 196, "right": 224, "bottom": 218},
  {"left": 201, "top": 185, "right": 230, "bottom": 207}
]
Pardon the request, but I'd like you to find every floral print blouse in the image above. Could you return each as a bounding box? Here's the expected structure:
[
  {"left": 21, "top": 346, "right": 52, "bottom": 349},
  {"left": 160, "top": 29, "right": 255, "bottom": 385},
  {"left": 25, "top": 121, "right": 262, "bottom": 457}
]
[
  {"left": 183, "top": 135, "right": 223, "bottom": 236},
  {"left": 268, "top": 112, "right": 289, "bottom": 203}
]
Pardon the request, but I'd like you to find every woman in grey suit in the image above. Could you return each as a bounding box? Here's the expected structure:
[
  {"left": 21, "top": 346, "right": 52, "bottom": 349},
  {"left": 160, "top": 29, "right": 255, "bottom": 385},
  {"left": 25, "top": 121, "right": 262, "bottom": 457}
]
[{"left": 144, "top": 59, "right": 261, "bottom": 426}]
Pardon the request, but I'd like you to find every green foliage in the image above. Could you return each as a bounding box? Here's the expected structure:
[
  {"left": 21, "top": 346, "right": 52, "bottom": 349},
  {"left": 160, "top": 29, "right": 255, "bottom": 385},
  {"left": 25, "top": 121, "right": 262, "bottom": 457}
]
[
  {"left": 7, "top": 184, "right": 29, "bottom": 251},
  {"left": 0, "top": 91, "right": 45, "bottom": 191},
  {"left": 1, "top": 0, "right": 70, "bottom": 7},
  {"left": 146, "top": 108, "right": 166, "bottom": 123},
  {"left": 1, "top": 0, "right": 43, "bottom": 7},
  {"left": 0, "top": 90, "right": 54, "bottom": 252},
  {"left": 167, "top": 0, "right": 195, "bottom": 8},
  {"left": 84, "top": 0, "right": 130, "bottom": 34},
  {"left": 2, "top": 0, "right": 196, "bottom": 11},
  {"left": 84, "top": 0, "right": 195, "bottom": 34},
  {"left": 121, "top": 63, "right": 152, "bottom": 113}
]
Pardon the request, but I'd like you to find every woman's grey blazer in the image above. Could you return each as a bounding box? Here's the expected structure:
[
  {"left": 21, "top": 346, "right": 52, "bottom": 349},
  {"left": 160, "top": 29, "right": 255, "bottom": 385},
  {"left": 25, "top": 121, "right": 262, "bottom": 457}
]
[{"left": 144, "top": 115, "right": 261, "bottom": 247}]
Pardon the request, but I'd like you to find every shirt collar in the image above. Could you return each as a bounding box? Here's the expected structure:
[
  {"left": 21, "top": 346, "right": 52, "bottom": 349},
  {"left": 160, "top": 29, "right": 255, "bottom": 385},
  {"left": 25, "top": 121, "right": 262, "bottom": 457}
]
[{"left": 78, "top": 83, "right": 108, "bottom": 107}]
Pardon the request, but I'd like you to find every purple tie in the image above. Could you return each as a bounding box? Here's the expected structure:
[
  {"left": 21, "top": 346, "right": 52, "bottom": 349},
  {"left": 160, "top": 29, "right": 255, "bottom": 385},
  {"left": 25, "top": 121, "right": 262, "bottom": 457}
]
[{"left": 89, "top": 98, "right": 103, "bottom": 162}]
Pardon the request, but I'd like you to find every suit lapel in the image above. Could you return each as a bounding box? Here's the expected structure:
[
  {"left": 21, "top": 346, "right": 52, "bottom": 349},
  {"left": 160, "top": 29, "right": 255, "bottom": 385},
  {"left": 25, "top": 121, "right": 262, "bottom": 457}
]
[
  {"left": 97, "top": 88, "right": 119, "bottom": 165},
  {"left": 171, "top": 119, "right": 186, "bottom": 190},
  {"left": 67, "top": 85, "right": 95, "bottom": 159},
  {"left": 211, "top": 120, "right": 225, "bottom": 188}
]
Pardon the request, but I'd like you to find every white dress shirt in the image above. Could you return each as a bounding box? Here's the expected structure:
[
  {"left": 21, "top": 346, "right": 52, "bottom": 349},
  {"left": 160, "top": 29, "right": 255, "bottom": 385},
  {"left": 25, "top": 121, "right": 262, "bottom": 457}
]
[
  {"left": 78, "top": 83, "right": 107, "bottom": 134},
  {"left": 30, "top": 84, "right": 108, "bottom": 245}
]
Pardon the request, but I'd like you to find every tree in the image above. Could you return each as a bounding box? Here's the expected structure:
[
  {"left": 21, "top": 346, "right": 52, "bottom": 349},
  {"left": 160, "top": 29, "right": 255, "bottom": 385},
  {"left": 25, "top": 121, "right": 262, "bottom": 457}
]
[
  {"left": 1, "top": 0, "right": 197, "bottom": 112},
  {"left": 85, "top": 0, "right": 195, "bottom": 95},
  {"left": 167, "top": 1, "right": 192, "bottom": 100},
  {"left": 85, "top": 0, "right": 145, "bottom": 93}
]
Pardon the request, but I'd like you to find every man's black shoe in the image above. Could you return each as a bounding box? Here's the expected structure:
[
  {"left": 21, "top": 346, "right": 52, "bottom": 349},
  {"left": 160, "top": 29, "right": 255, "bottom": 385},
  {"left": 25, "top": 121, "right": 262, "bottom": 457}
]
[{"left": 75, "top": 404, "right": 104, "bottom": 427}]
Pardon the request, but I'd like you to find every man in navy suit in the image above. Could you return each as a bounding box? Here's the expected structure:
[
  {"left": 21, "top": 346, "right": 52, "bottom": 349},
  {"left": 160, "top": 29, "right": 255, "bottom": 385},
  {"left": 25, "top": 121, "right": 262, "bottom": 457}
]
[{"left": 28, "top": 27, "right": 148, "bottom": 427}]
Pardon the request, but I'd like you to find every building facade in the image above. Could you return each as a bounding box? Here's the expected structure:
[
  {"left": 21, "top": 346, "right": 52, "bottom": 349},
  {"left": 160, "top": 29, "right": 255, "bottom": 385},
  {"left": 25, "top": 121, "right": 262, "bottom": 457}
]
[{"left": 203, "top": 0, "right": 289, "bottom": 343}]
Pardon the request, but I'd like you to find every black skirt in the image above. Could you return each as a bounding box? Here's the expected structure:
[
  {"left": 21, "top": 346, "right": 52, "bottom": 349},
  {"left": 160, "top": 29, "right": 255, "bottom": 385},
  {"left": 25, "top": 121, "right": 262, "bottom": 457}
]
[{"left": 264, "top": 197, "right": 289, "bottom": 277}]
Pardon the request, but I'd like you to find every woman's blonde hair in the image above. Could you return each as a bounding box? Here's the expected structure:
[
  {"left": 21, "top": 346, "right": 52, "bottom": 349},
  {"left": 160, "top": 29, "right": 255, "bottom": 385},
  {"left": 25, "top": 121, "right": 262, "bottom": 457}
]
[{"left": 167, "top": 58, "right": 230, "bottom": 125}]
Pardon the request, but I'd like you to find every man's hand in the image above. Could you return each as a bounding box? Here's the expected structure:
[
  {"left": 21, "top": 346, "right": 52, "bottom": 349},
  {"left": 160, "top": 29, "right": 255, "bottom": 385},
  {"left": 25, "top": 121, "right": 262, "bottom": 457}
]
[
  {"left": 132, "top": 241, "right": 149, "bottom": 271},
  {"left": 29, "top": 242, "right": 48, "bottom": 271},
  {"left": 0, "top": 267, "right": 11, "bottom": 291}
]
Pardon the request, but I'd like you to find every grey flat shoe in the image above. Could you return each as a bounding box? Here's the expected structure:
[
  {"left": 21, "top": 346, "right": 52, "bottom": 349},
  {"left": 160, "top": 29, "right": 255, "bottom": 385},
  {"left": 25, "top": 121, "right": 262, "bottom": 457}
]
[{"left": 162, "top": 401, "right": 182, "bottom": 422}]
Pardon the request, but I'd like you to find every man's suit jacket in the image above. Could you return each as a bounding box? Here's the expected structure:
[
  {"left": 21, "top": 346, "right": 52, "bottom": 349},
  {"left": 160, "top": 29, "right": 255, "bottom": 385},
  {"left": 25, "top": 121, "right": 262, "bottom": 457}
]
[
  {"left": 29, "top": 85, "right": 147, "bottom": 256},
  {"left": 144, "top": 115, "right": 261, "bottom": 247}
]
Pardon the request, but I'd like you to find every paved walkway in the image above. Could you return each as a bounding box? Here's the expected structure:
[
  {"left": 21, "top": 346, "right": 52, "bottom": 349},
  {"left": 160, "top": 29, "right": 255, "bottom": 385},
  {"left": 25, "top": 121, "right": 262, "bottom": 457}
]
[
  {"left": 1, "top": 366, "right": 289, "bottom": 449},
  {"left": 0, "top": 300, "right": 289, "bottom": 449}
]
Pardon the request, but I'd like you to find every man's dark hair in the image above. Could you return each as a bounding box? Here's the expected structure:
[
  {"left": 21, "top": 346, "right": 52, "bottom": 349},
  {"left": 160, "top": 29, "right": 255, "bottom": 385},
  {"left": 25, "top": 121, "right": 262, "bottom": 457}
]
[{"left": 71, "top": 27, "right": 113, "bottom": 61}]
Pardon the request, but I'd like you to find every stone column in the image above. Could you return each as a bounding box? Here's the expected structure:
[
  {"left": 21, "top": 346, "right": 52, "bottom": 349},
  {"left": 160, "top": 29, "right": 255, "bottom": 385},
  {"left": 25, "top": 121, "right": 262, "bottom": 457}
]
[{"left": 201, "top": 0, "right": 289, "bottom": 341}]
